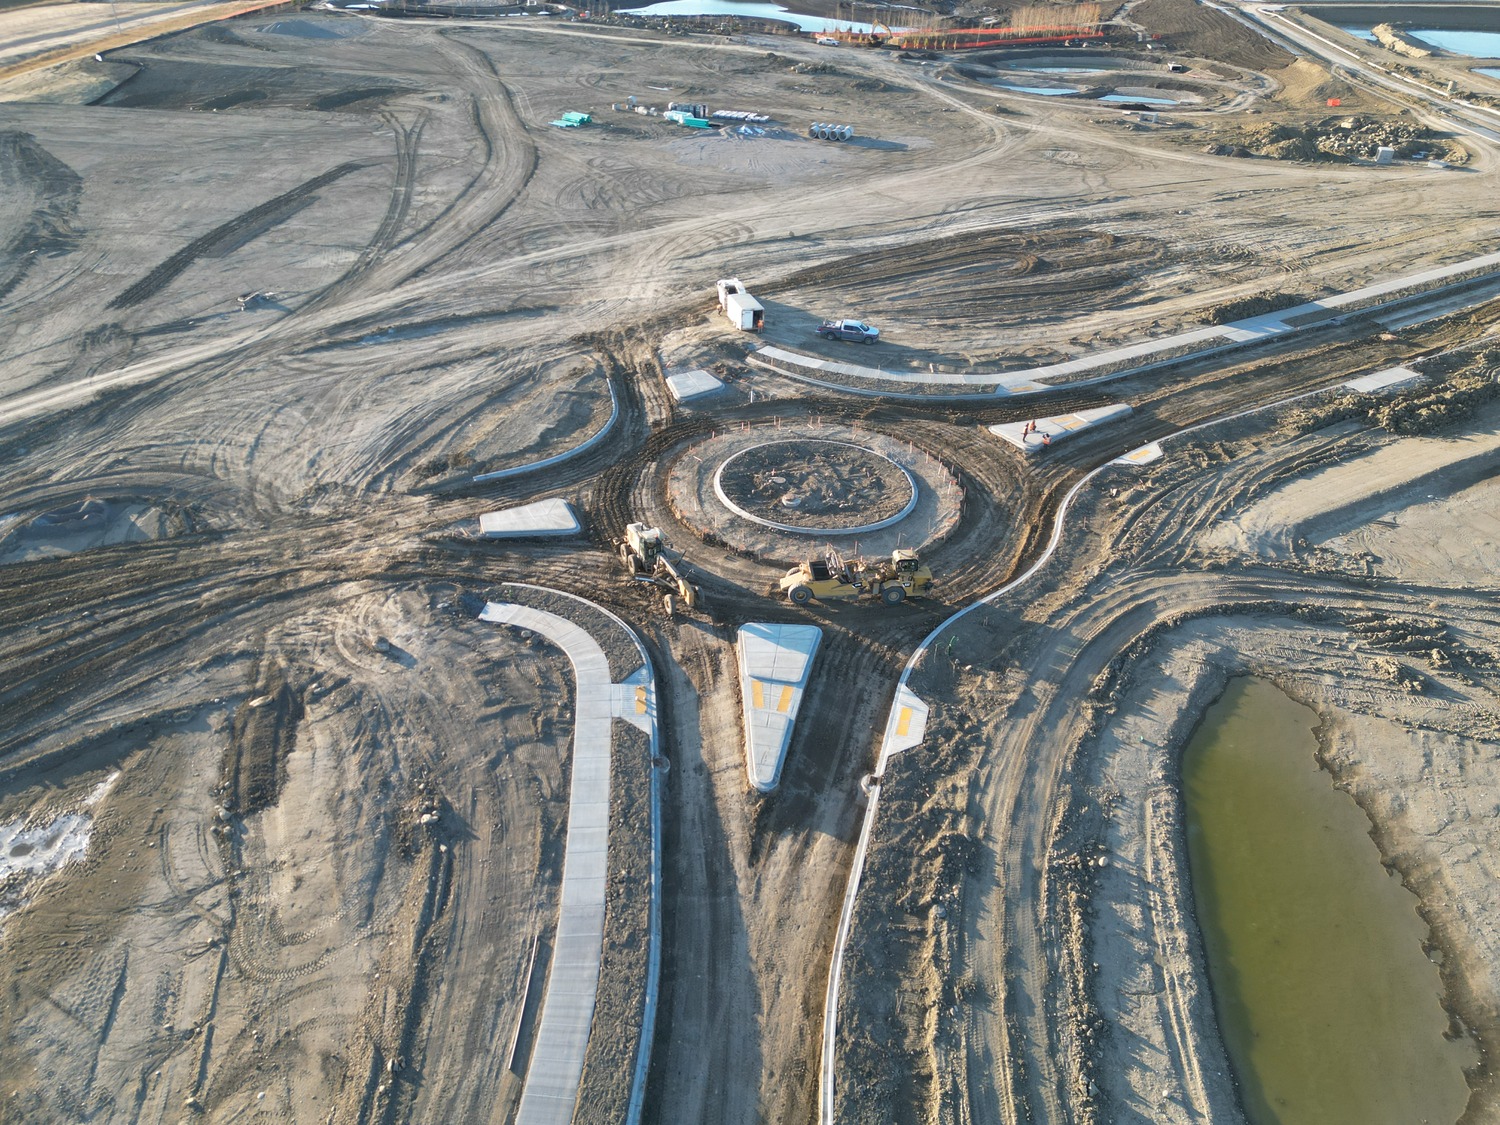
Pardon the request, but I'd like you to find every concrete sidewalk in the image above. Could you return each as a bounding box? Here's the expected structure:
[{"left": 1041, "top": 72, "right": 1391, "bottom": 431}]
[
  {"left": 479, "top": 600, "right": 656, "bottom": 1125},
  {"left": 754, "top": 248, "right": 1500, "bottom": 398}
]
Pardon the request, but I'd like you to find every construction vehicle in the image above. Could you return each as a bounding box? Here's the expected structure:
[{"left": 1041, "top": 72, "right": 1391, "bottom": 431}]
[
  {"left": 817, "top": 318, "right": 880, "bottom": 344},
  {"left": 717, "top": 277, "right": 764, "bottom": 331},
  {"left": 780, "top": 547, "right": 932, "bottom": 606},
  {"left": 617, "top": 522, "right": 700, "bottom": 612}
]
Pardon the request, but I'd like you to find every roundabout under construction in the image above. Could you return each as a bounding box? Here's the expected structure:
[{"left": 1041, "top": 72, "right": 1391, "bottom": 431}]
[{"left": 4, "top": 2, "right": 1500, "bottom": 1123}]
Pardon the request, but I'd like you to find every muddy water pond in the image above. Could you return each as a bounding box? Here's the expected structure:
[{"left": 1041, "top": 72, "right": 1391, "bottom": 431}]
[{"left": 1183, "top": 676, "right": 1475, "bottom": 1125}]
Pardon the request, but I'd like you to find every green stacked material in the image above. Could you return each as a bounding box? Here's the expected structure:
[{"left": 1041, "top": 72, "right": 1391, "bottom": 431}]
[{"left": 664, "top": 110, "right": 712, "bottom": 128}]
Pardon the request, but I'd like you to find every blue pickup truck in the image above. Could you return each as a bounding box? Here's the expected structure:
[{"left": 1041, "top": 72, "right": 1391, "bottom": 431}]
[{"left": 817, "top": 319, "right": 880, "bottom": 344}]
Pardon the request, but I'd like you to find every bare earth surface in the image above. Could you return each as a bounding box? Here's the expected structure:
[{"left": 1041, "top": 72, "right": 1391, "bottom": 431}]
[{"left": 2, "top": 3, "right": 1500, "bottom": 1124}]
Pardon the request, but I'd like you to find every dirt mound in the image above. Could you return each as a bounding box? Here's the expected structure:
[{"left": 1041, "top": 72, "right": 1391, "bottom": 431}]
[
  {"left": 1283, "top": 352, "right": 1500, "bottom": 436},
  {"left": 716, "top": 439, "right": 914, "bottom": 529},
  {"left": 0, "top": 498, "right": 180, "bottom": 565},
  {"left": 1201, "top": 290, "right": 1315, "bottom": 325},
  {"left": 1213, "top": 115, "right": 1466, "bottom": 163},
  {"left": 1133, "top": 0, "right": 1295, "bottom": 71}
]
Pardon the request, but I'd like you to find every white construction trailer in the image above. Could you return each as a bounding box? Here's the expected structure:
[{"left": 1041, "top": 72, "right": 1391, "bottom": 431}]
[{"left": 717, "top": 277, "right": 765, "bottom": 331}]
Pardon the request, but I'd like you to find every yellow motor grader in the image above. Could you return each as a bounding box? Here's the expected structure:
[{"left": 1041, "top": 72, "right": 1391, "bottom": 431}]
[{"left": 617, "top": 522, "right": 699, "bottom": 613}]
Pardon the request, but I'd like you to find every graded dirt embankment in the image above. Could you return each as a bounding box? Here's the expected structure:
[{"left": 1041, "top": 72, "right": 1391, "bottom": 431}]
[
  {"left": 1133, "top": 0, "right": 1296, "bottom": 72},
  {"left": 0, "top": 0, "right": 302, "bottom": 82},
  {"left": 838, "top": 378, "right": 1500, "bottom": 1125}
]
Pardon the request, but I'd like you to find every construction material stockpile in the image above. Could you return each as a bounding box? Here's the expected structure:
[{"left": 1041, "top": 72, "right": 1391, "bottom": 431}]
[
  {"left": 1372, "top": 23, "right": 1432, "bottom": 58},
  {"left": 612, "top": 98, "right": 775, "bottom": 130},
  {"left": 712, "top": 109, "right": 771, "bottom": 123},
  {"left": 809, "top": 123, "right": 854, "bottom": 141}
]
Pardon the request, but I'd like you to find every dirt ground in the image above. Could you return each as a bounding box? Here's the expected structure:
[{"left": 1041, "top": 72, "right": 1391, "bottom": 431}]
[
  {"left": 840, "top": 371, "right": 1500, "bottom": 1124},
  {"left": 3, "top": 4, "right": 1500, "bottom": 1124}
]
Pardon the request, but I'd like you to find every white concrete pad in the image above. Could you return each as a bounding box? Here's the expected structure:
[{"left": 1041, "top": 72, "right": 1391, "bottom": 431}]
[
  {"left": 736, "top": 623, "right": 822, "bottom": 792},
  {"left": 989, "top": 403, "right": 1133, "bottom": 454},
  {"left": 1345, "top": 366, "right": 1423, "bottom": 394},
  {"left": 739, "top": 622, "right": 820, "bottom": 682},
  {"left": 479, "top": 498, "right": 580, "bottom": 538},
  {"left": 882, "top": 684, "right": 928, "bottom": 756},
  {"left": 1114, "top": 441, "right": 1164, "bottom": 466},
  {"left": 665, "top": 367, "right": 724, "bottom": 402}
]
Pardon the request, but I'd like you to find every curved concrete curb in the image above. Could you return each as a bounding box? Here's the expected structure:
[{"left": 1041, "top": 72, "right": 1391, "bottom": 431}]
[
  {"left": 473, "top": 378, "right": 619, "bottom": 484},
  {"left": 480, "top": 586, "right": 660, "bottom": 1125},
  {"left": 711, "top": 439, "right": 920, "bottom": 536},
  {"left": 817, "top": 377, "right": 1351, "bottom": 1123},
  {"left": 816, "top": 460, "right": 1105, "bottom": 1124},
  {"left": 757, "top": 249, "right": 1500, "bottom": 403}
]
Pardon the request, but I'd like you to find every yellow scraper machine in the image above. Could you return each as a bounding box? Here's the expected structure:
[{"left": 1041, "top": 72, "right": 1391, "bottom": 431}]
[
  {"left": 617, "top": 522, "right": 700, "bottom": 613},
  {"left": 779, "top": 547, "right": 933, "bottom": 606}
]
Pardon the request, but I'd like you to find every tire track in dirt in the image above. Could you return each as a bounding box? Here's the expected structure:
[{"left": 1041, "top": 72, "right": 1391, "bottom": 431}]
[
  {"left": 9, "top": 21, "right": 1500, "bottom": 1124},
  {"left": 0, "top": 130, "right": 83, "bottom": 304},
  {"left": 388, "top": 32, "right": 539, "bottom": 285},
  {"left": 836, "top": 331, "right": 1500, "bottom": 1118},
  {"left": 289, "top": 108, "right": 427, "bottom": 321},
  {"left": 958, "top": 567, "right": 1382, "bottom": 1124},
  {"left": 108, "top": 161, "right": 368, "bottom": 310},
  {"left": 832, "top": 327, "right": 1500, "bottom": 1123}
]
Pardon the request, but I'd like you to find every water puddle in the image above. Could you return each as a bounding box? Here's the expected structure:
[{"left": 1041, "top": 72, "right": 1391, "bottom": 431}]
[
  {"left": 1184, "top": 677, "right": 1475, "bottom": 1125},
  {"left": 1100, "top": 91, "right": 1177, "bottom": 105},
  {"left": 1476, "top": 66, "right": 1500, "bottom": 78},
  {"left": 996, "top": 81, "right": 1081, "bottom": 95},
  {"left": 1408, "top": 28, "right": 1500, "bottom": 56},
  {"left": 257, "top": 18, "right": 360, "bottom": 39},
  {"left": 0, "top": 498, "right": 174, "bottom": 565}
]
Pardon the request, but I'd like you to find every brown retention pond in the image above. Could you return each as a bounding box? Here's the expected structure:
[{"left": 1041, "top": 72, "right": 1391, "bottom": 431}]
[{"left": 1183, "top": 676, "right": 1476, "bottom": 1125}]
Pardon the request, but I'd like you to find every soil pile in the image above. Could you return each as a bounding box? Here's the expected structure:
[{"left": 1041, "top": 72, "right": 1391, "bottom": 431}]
[
  {"left": 1212, "top": 115, "right": 1467, "bottom": 162},
  {"left": 716, "top": 440, "right": 914, "bottom": 529}
]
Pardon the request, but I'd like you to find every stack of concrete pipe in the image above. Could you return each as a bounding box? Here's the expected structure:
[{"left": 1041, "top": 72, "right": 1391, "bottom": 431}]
[{"left": 808, "top": 123, "right": 854, "bottom": 141}]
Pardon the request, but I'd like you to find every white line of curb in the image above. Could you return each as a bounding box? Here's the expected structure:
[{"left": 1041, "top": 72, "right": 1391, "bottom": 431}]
[
  {"left": 816, "top": 372, "right": 1359, "bottom": 1123},
  {"left": 488, "top": 584, "right": 661, "bottom": 1125},
  {"left": 473, "top": 379, "right": 619, "bottom": 484}
]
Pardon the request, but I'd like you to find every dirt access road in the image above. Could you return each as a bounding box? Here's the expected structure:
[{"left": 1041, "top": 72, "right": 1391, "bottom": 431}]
[{"left": 2, "top": 5, "right": 1499, "bottom": 1124}]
